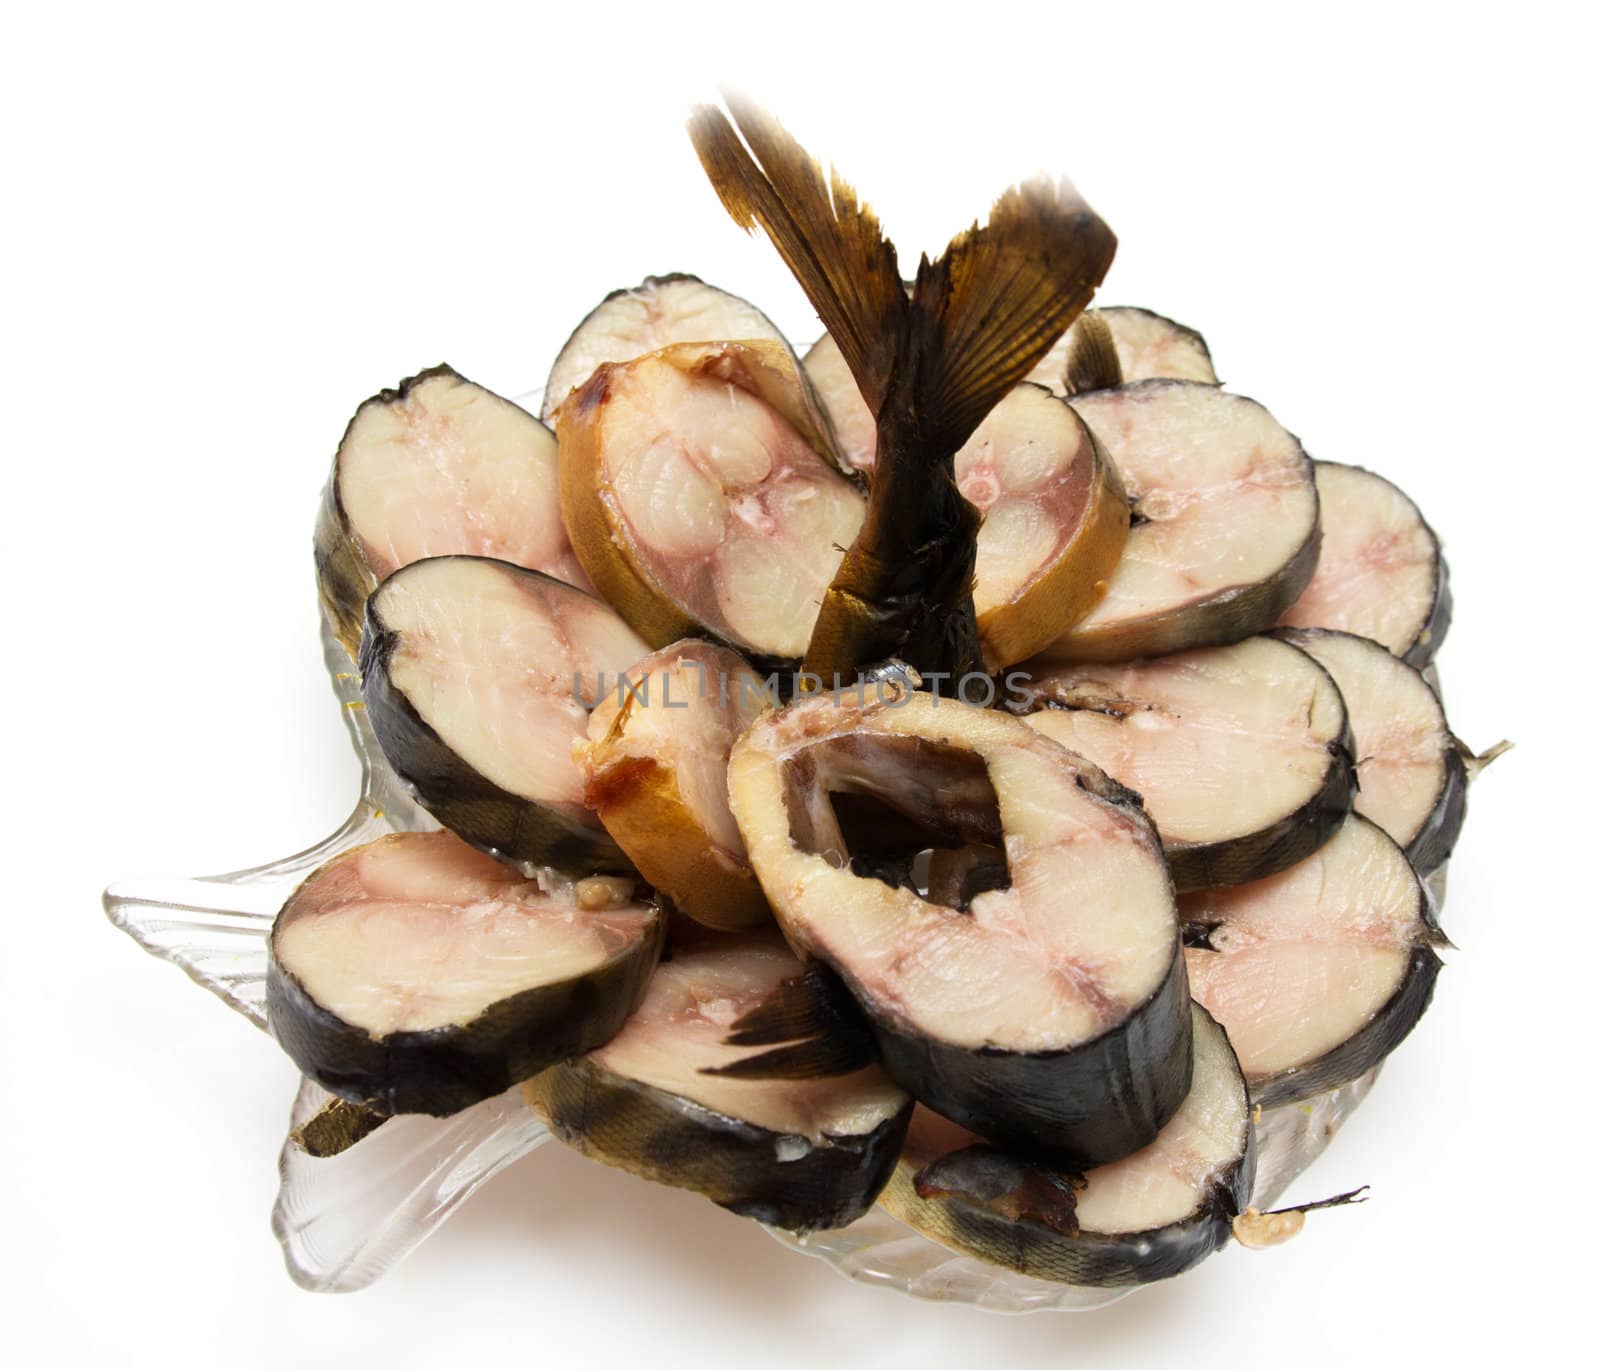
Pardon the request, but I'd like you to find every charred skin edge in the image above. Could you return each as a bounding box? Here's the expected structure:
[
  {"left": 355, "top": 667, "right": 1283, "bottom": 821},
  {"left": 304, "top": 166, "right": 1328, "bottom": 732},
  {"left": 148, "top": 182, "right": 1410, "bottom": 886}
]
[
  {"left": 866, "top": 946, "right": 1192, "bottom": 1170},
  {"left": 268, "top": 900, "right": 665, "bottom": 1118},
  {"left": 525, "top": 1056, "right": 912, "bottom": 1230},
  {"left": 977, "top": 426, "right": 1131, "bottom": 671},
  {"left": 584, "top": 753, "right": 771, "bottom": 930},
  {"left": 880, "top": 1007, "right": 1255, "bottom": 1288},
  {"left": 359, "top": 558, "right": 633, "bottom": 874},
  {"left": 1270, "top": 626, "right": 1467, "bottom": 876},
  {"left": 1249, "top": 943, "right": 1442, "bottom": 1109},
  {"left": 1313, "top": 461, "right": 1452, "bottom": 669},
  {"left": 1050, "top": 380, "right": 1322, "bottom": 664},
  {"left": 556, "top": 341, "right": 852, "bottom": 659}
]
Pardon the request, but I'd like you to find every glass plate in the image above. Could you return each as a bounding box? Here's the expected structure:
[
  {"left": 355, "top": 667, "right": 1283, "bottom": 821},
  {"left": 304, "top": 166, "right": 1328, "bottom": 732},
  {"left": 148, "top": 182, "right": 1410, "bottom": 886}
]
[
  {"left": 107, "top": 379, "right": 1430, "bottom": 1306},
  {"left": 105, "top": 615, "right": 1399, "bottom": 1306}
]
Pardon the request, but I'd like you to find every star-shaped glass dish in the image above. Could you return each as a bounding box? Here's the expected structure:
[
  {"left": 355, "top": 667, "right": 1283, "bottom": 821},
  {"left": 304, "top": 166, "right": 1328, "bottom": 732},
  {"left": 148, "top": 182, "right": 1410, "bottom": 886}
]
[{"left": 104, "top": 387, "right": 1394, "bottom": 1312}]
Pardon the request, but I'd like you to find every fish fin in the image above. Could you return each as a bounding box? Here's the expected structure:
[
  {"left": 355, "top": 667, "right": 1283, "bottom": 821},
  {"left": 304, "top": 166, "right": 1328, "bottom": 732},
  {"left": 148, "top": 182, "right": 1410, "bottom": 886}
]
[
  {"left": 907, "top": 179, "right": 1117, "bottom": 454},
  {"left": 1457, "top": 736, "right": 1512, "bottom": 780},
  {"left": 719, "top": 962, "right": 857, "bottom": 1044},
  {"left": 913, "top": 1145, "right": 1084, "bottom": 1235},
  {"left": 1063, "top": 310, "right": 1124, "bottom": 395},
  {"left": 290, "top": 1098, "right": 388, "bottom": 1158},
  {"left": 702, "top": 962, "right": 878, "bottom": 1080},
  {"left": 1232, "top": 1185, "right": 1369, "bottom": 1250},
  {"left": 702, "top": 1034, "right": 875, "bottom": 1081},
  {"left": 1269, "top": 1184, "right": 1371, "bottom": 1215},
  {"left": 687, "top": 94, "right": 905, "bottom": 418}
]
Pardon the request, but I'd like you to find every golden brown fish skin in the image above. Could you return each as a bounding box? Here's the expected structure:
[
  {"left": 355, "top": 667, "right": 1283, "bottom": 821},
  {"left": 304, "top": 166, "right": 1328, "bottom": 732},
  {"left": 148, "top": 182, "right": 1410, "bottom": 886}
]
[
  {"left": 688, "top": 96, "right": 1116, "bottom": 685},
  {"left": 582, "top": 755, "right": 770, "bottom": 929},
  {"left": 976, "top": 429, "right": 1130, "bottom": 670},
  {"left": 578, "top": 641, "right": 773, "bottom": 931},
  {"left": 542, "top": 274, "right": 807, "bottom": 424},
  {"left": 555, "top": 338, "right": 848, "bottom": 664},
  {"left": 525, "top": 1057, "right": 911, "bottom": 1231}
]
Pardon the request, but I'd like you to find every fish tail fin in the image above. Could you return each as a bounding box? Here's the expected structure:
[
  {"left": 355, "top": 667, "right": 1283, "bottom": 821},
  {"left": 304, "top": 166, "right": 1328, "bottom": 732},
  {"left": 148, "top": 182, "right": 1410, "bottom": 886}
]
[
  {"left": 906, "top": 180, "right": 1118, "bottom": 453},
  {"left": 688, "top": 96, "right": 1118, "bottom": 451},
  {"left": 687, "top": 93, "right": 906, "bottom": 418}
]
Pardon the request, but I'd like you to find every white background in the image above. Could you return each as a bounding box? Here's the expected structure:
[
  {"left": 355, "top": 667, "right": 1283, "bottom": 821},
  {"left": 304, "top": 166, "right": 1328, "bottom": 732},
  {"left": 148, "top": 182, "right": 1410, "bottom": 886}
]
[{"left": 4, "top": 2, "right": 1595, "bottom": 1365}]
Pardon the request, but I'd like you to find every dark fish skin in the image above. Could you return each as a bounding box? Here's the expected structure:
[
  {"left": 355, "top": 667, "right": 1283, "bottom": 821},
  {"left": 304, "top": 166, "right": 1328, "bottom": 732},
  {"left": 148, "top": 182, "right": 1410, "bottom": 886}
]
[
  {"left": 1313, "top": 461, "right": 1452, "bottom": 669},
  {"left": 312, "top": 368, "right": 461, "bottom": 660},
  {"left": 526, "top": 1056, "right": 912, "bottom": 1230},
  {"left": 268, "top": 897, "right": 664, "bottom": 1118},
  {"left": 1163, "top": 725, "right": 1356, "bottom": 893},
  {"left": 1249, "top": 943, "right": 1442, "bottom": 1109},
  {"left": 1254, "top": 953, "right": 1446, "bottom": 1113},
  {"left": 315, "top": 365, "right": 557, "bottom": 659},
  {"left": 1272, "top": 626, "right": 1468, "bottom": 876},
  {"left": 1054, "top": 379, "right": 1321, "bottom": 663},
  {"left": 881, "top": 1007, "right": 1255, "bottom": 1287},
  {"left": 730, "top": 690, "right": 1192, "bottom": 1169},
  {"left": 1406, "top": 552, "right": 1453, "bottom": 669},
  {"left": 1010, "top": 639, "right": 1359, "bottom": 892},
  {"left": 359, "top": 557, "right": 633, "bottom": 874},
  {"left": 867, "top": 945, "right": 1192, "bottom": 1170},
  {"left": 1185, "top": 814, "right": 1445, "bottom": 1108},
  {"left": 1406, "top": 744, "right": 1469, "bottom": 875}
]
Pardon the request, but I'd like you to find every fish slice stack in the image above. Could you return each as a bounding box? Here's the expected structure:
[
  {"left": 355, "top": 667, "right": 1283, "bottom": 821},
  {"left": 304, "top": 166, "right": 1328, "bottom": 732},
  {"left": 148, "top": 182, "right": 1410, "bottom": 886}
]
[{"left": 271, "top": 97, "right": 1495, "bottom": 1291}]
